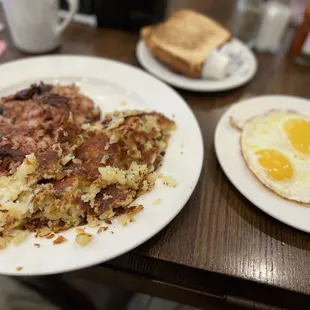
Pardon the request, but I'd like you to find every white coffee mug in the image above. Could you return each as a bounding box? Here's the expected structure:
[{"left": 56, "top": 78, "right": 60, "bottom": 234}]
[{"left": 2, "top": 0, "right": 78, "bottom": 53}]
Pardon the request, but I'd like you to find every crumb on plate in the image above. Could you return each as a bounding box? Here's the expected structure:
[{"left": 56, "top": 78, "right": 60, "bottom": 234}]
[
  {"left": 53, "top": 236, "right": 67, "bottom": 245},
  {"left": 34, "top": 243, "right": 40, "bottom": 248},
  {"left": 76, "top": 233, "right": 93, "bottom": 246},
  {"left": 130, "top": 204, "right": 144, "bottom": 214},
  {"left": 16, "top": 267, "right": 23, "bottom": 271},
  {"left": 97, "top": 226, "right": 108, "bottom": 234},
  {"left": 126, "top": 204, "right": 144, "bottom": 223},
  {"left": 76, "top": 228, "right": 85, "bottom": 234},
  {"left": 37, "top": 227, "right": 52, "bottom": 238},
  {"left": 46, "top": 233, "right": 55, "bottom": 239}
]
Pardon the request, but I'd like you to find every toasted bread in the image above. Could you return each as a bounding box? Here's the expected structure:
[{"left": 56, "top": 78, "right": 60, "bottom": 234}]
[{"left": 141, "top": 10, "right": 232, "bottom": 78}]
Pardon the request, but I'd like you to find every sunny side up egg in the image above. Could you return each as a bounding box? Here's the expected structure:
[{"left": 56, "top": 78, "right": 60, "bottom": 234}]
[{"left": 237, "top": 110, "right": 310, "bottom": 203}]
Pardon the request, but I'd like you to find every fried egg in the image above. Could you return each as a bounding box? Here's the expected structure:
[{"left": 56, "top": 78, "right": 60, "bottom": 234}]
[{"left": 233, "top": 110, "right": 310, "bottom": 203}]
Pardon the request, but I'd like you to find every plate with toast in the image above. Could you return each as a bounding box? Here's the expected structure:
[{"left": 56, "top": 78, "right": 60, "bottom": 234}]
[{"left": 137, "top": 10, "right": 258, "bottom": 92}]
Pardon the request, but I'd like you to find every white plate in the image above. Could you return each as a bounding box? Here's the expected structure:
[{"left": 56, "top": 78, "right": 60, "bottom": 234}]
[
  {"left": 136, "top": 39, "right": 258, "bottom": 92},
  {"left": 0, "top": 55, "right": 203, "bottom": 275},
  {"left": 215, "top": 95, "right": 310, "bottom": 233}
]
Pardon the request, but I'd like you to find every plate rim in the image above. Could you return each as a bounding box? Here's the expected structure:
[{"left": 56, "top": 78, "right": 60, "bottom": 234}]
[
  {"left": 0, "top": 55, "right": 204, "bottom": 275},
  {"left": 136, "top": 39, "right": 258, "bottom": 92},
  {"left": 214, "top": 94, "right": 310, "bottom": 233}
]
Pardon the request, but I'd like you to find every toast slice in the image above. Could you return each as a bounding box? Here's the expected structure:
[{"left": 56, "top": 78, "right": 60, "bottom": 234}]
[{"left": 141, "top": 10, "right": 232, "bottom": 78}]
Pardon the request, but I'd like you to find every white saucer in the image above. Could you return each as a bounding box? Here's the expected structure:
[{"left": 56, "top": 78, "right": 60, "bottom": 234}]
[
  {"left": 215, "top": 95, "right": 310, "bottom": 233},
  {"left": 136, "top": 39, "right": 258, "bottom": 92}
]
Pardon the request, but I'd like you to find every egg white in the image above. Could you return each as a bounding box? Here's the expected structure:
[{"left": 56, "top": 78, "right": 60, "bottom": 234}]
[{"left": 238, "top": 110, "right": 310, "bottom": 203}]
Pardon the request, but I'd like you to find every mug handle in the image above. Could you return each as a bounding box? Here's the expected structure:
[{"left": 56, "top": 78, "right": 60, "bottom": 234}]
[{"left": 56, "top": 0, "right": 79, "bottom": 35}]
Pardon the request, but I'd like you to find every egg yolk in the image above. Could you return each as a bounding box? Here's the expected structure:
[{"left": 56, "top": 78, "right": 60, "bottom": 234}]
[
  {"left": 255, "top": 149, "right": 293, "bottom": 181},
  {"left": 284, "top": 119, "right": 310, "bottom": 154}
]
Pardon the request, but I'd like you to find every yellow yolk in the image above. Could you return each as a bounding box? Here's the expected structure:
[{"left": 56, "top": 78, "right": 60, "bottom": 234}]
[
  {"left": 284, "top": 119, "right": 310, "bottom": 154},
  {"left": 255, "top": 149, "right": 293, "bottom": 181}
]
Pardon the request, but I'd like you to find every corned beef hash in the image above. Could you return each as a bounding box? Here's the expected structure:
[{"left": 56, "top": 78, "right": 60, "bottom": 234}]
[{"left": 0, "top": 83, "right": 175, "bottom": 249}]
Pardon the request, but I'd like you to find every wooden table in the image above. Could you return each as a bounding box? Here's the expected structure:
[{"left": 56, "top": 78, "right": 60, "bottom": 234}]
[{"left": 1, "top": 1, "right": 310, "bottom": 309}]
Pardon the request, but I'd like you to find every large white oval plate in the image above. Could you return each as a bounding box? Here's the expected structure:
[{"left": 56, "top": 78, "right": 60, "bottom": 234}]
[
  {"left": 215, "top": 95, "right": 310, "bottom": 233},
  {"left": 0, "top": 55, "right": 203, "bottom": 275},
  {"left": 136, "top": 39, "right": 258, "bottom": 92}
]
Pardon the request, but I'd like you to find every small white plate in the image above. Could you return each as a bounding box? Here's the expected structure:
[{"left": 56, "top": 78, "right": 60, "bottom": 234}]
[
  {"left": 215, "top": 95, "right": 310, "bottom": 233},
  {"left": 136, "top": 39, "right": 258, "bottom": 92},
  {"left": 0, "top": 55, "right": 204, "bottom": 275}
]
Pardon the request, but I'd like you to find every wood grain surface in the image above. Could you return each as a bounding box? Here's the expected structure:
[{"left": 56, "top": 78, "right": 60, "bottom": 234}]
[{"left": 1, "top": 1, "right": 310, "bottom": 309}]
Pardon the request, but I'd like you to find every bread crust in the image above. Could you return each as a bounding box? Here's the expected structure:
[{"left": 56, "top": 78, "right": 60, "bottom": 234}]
[{"left": 142, "top": 26, "right": 202, "bottom": 78}]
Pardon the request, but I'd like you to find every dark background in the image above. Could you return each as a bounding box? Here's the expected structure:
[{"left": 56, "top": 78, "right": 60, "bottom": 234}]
[
  {"left": 60, "top": 0, "right": 168, "bottom": 31},
  {"left": 60, "top": 0, "right": 94, "bottom": 14}
]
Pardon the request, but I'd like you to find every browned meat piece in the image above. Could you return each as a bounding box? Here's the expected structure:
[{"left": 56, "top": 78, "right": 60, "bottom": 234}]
[
  {"left": 1, "top": 82, "right": 52, "bottom": 103},
  {"left": 95, "top": 185, "right": 137, "bottom": 212},
  {"left": 0, "top": 122, "right": 42, "bottom": 176},
  {"left": 0, "top": 83, "right": 99, "bottom": 128},
  {"left": 0, "top": 83, "right": 100, "bottom": 176},
  {"left": 52, "top": 84, "right": 100, "bottom": 125},
  {"left": 73, "top": 132, "right": 109, "bottom": 180}
]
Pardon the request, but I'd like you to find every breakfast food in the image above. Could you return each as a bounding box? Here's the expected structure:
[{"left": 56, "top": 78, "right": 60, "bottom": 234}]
[
  {"left": 0, "top": 83, "right": 175, "bottom": 249},
  {"left": 0, "top": 82, "right": 100, "bottom": 176},
  {"left": 141, "top": 9, "right": 232, "bottom": 78},
  {"left": 232, "top": 110, "right": 310, "bottom": 203}
]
